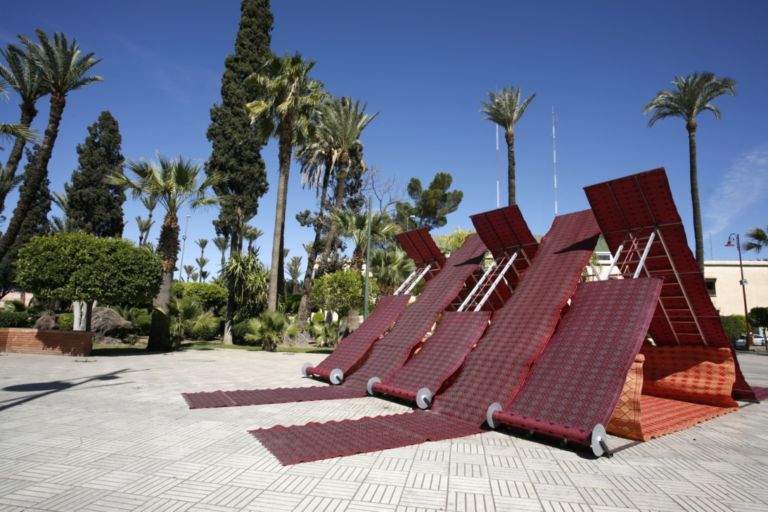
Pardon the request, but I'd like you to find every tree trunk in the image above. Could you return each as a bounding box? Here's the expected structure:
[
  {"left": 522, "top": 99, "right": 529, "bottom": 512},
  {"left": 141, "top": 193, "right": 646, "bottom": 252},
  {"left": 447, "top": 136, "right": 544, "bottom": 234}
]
[
  {"left": 267, "top": 120, "right": 293, "bottom": 312},
  {"left": 222, "top": 229, "right": 241, "bottom": 345},
  {"left": 84, "top": 300, "right": 94, "bottom": 332},
  {"left": 0, "top": 102, "right": 37, "bottom": 215},
  {"left": 0, "top": 94, "right": 65, "bottom": 260},
  {"left": 297, "top": 162, "right": 332, "bottom": 324},
  {"left": 319, "top": 153, "right": 349, "bottom": 268},
  {"left": 687, "top": 125, "right": 705, "bottom": 272},
  {"left": 73, "top": 301, "right": 86, "bottom": 331},
  {"left": 147, "top": 211, "right": 179, "bottom": 351},
  {"left": 505, "top": 129, "right": 516, "bottom": 206}
]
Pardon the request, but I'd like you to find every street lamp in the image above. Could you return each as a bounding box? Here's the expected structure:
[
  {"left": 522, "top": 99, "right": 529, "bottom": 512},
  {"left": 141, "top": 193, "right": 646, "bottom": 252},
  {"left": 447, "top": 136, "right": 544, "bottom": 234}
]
[
  {"left": 726, "top": 233, "right": 753, "bottom": 348},
  {"left": 178, "top": 214, "right": 191, "bottom": 282}
]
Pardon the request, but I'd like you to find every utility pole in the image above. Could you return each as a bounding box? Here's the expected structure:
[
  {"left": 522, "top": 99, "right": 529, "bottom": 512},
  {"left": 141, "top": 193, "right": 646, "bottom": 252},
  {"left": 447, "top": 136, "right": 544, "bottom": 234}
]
[{"left": 364, "top": 196, "right": 372, "bottom": 320}]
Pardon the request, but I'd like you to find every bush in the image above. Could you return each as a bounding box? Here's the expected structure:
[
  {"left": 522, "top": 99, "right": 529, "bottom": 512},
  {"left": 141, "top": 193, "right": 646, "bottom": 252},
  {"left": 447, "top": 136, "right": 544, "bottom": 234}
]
[
  {"left": 172, "top": 282, "right": 227, "bottom": 313},
  {"left": 243, "top": 311, "right": 296, "bottom": 351},
  {"left": 57, "top": 312, "right": 74, "bottom": 331},
  {"left": 0, "top": 310, "right": 29, "bottom": 327},
  {"left": 312, "top": 270, "right": 379, "bottom": 316},
  {"left": 188, "top": 312, "right": 221, "bottom": 341},
  {"left": 232, "top": 320, "right": 250, "bottom": 344},
  {"left": 125, "top": 308, "right": 151, "bottom": 336},
  {"left": 721, "top": 315, "right": 746, "bottom": 342}
]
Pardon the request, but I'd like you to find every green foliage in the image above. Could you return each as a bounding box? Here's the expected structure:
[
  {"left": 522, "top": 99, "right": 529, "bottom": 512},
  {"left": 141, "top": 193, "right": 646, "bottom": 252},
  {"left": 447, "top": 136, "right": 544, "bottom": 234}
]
[
  {"left": 57, "top": 312, "right": 73, "bottom": 330},
  {"left": 206, "top": 0, "right": 272, "bottom": 246},
  {"left": 243, "top": 310, "right": 296, "bottom": 351},
  {"left": 3, "top": 299, "right": 26, "bottom": 312},
  {"left": 0, "top": 310, "right": 29, "bottom": 327},
  {"left": 0, "top": 145, "right": 50, "bottom": 290},
  {"left": 308, "top": 311, "right": 340, "bottom": 347},
  {"left": 124, "top": 307, "right": 151, "bottom": 336},
  {"left": 434, "top": 228, "right": 475, "bottom": 254},
  {"left": 64, "top": 111, "right": 126, "bottom": 237},
  {"left": 750, "top": 307, "right": 768, "bottom": 330},
  {"left": 721, "top": 315, "right": 746, "bottom": 342},
  {"left": 745, "top": 226, "right": 767, "bottom": 254},
  {"left": 172, "top": 282, "right": 227, "bottom": 313},
  {"left": 395, "top": 172, "right": 463, "bottom": 230},
  {"left": 312, "top": 270, "right": 378, "bottom": 316},
  {"left": 223, "top": 252, "right": 269, "bottom": 319},
  {"left": 231, "top": 319, "right": 250, "bottom": 344},
  {"left": 15, "top": 232, "right": 162, "bottom": 306},
  {"left": 188, "top": 311, "right": 221, "bottom": 341}
]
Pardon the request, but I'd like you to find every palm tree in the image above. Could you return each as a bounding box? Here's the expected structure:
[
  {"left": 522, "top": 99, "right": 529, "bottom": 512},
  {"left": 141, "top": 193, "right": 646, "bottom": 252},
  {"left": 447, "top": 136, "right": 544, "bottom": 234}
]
[
  {"left": 330, "top": 209, "right": 400, "bottom": 270},
  {"left": 183, "top": 264, "right": 197, "bottom": 282},
  {"left": 371, "top": 248, "right": 415, "bottom": 295},
  {"left": 109, "top": 156, "right": 216, "bottom": 351},
  {"left": 245, "top": 52, "right": 324, "bottom": 312},
  {"left": 50, "top": 190, "right": 73, "bottom": 233},
  {"left": 745, "top": 226, "right": 767, "bottom": 254},
  {"left": 0, "top": 43, "right": 47, "bottom": 214},
  {"left": 481, "top": 86, "right": 536, "bottom": 206},
  {"left": 0, "top": 31, "right": 100, "bottom": 262},
  {"left": 135, "top": 217, "right": 153, "bottom": 247},
  {"left": 213, "top": 235, "right": 228, "bottom": 274},
  {"left": 195, "top": 238, "right": 208, "bottom": 282},
  {"left": 243, "top": 225, "right": 263, "bottom": 255},
  {"left": 644, "top": 72, "right": 736, "bottom": 271},
  {"left": 317, "top": 97, "right": 378, "bottom": 266},
  {"left": 286, "top": 255, "right": 302, "bottom": 293}
]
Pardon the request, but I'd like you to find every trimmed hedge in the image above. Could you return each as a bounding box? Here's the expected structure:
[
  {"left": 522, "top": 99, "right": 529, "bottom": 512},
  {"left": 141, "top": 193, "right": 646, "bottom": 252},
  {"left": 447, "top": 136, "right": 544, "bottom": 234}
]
[{"left": 0, "top": 311, "right": 30, "bottom": 328}]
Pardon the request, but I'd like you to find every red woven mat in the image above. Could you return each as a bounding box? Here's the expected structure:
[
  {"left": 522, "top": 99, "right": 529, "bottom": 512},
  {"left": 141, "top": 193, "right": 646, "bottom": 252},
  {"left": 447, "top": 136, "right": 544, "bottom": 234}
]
[
  {"left": 373, "top": 311, "right": 490, "bottom": 403},
  {"left": 584, "top": 168, "right": 756, "bottom": 400},
  {"left": 491, "top": 278, "right": 661, "bottom": 446},
  {"left": 636, "top": 395, "right": 737, "bottom": 441},
  {"left": 251, "top": 211, "right": 602, "bottom": 464},
  {"left": 183, "top": 234, "right": 486, "bottom": 409},
  {"left": 307, "top": 294, "right": 411, "bottom": 380},
  {"left": 752, "top": 387, "right": 768, "bottom": 401}
]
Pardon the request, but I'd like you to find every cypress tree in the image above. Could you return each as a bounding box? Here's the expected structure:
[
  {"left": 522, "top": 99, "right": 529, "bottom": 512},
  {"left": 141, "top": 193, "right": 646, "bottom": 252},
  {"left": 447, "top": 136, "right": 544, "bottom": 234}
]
[
  {"left": 206, "top": 0, "right": 273, "bottom": 342},
  {"left": 0, "top": 145, "right": 51, "bottom": 291},
  {"left": 65, "top": 111, "right": 126, "bottom": 237}
]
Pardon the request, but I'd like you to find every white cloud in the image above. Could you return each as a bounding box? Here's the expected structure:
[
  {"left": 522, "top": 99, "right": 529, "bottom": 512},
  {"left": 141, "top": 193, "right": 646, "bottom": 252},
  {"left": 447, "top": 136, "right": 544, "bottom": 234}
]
[{"left": 705, "top": 146, "right": 768, "bottom": 236}]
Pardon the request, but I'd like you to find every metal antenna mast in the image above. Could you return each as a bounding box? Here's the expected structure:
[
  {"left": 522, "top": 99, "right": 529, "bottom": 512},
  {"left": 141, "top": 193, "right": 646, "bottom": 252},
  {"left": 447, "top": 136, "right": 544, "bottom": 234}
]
[
  {"left": 495, "top": 124, "right": 500, "bottom": 208},
  {"left": 552, "top": 107, "right": 559, "bottom": 216}
]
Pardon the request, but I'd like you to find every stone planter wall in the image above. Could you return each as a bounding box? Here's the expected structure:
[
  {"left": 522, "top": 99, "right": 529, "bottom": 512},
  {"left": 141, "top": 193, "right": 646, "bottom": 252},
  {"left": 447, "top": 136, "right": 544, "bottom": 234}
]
[{"left": 0, "top": 328, "right": 93, "bottom": 356}]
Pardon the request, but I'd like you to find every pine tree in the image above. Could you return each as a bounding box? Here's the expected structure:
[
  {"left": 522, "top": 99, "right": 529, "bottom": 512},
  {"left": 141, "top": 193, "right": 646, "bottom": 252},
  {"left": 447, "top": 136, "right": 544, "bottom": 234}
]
[
  {"left": 206, "top": 0, "right": 273, "bottom": 343},
  {"left": 0, "top": 145, "right": 51, "bottom": 291},
  {"left": 64, "top": 111, "right": 125, "bottom": 237}
]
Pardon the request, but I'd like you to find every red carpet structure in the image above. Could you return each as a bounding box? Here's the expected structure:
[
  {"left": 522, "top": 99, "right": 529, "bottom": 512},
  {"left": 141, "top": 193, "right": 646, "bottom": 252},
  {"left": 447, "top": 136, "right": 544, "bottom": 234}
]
[
  {"left": 183, "top": 230, "right": 487, "bottom": 409},
  {"left": 584, "top": 168, "right": 755, "bottom": 441},
  {"left": 251, "top": 210, "right": 600, "bottom": 464}
]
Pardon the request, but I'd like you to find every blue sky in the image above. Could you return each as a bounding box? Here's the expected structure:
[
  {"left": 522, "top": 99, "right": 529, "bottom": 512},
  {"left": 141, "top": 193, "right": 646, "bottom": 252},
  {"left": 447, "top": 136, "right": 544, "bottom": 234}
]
[{"left": 2, "top": 1, "right": 767, "bottom": 275}]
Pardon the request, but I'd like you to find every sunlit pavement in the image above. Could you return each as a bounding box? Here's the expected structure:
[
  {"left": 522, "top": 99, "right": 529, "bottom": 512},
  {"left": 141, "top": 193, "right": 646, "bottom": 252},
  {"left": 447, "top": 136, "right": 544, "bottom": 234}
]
[{"left": 1, "top": 348, "right": 767, "bottom": 511}]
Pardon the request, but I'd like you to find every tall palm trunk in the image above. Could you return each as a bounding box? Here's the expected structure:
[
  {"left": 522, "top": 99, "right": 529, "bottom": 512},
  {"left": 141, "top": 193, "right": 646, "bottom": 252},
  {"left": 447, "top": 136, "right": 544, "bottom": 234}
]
[
  {"left": 320, "top": 152, "right": 350, "bottom": 267},
  {"left": 505, "top": 129, "right": 516, "bottom": 206},
  {"left": 0, "top": 94, "right": 65, "bottom": 259},
  {"left": 147, "top": 211, "right": 179, "bottom": 351},
  {"left": 222, "top": 227, "right": 242, "bottom": 345},
  {"left": 268, "top": 120, "right": 293, "bottom": 312},
  {"left": 297, "top": 162, "right": 331, "bottom": 323},
  {"left": 0, "top": 102, "right": 37, "bottom": 215},
  {"left": 687, "top": 122, "right": 705, "bottom": 272}
]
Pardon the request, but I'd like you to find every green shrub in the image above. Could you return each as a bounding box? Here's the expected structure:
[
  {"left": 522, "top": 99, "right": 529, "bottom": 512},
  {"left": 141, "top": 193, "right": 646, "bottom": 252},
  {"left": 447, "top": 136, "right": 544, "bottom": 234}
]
[
  {"left": 57, "top": 312, "right": 74, "bottom": 331},
  {"left": 243, "top": 311, "right": 296, "bottom": 351},
  {"left": 3, "top": 299, "right": 27, "bottom": 312},
  {"left": 0, "top": 310, "right": 30, "bottom": 327},
  {"left": 129, "top": 308, "right": 152, "bottom": 336},
  {"left": 172, "top": 282, "right": 227, "bottom": 313},
  {"left": 721, "top": 315, "right": 746, "bottom": 342},
  {"left": 232, "top": 320, "right": 250, "bottom": 344},
  {"left": 312, "top": 270, "right": 378, "bottom": 316},
  {"left": 188, "top": 312, "right": 221, "bottom": 341}
]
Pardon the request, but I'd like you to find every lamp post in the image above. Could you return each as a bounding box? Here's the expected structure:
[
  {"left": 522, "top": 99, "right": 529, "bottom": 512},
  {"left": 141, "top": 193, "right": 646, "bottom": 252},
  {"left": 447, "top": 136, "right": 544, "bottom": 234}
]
[
  {"left": 726, "top": 233, "right": 753, "bottom": 348},
  {"left": 178, "top": 214, "right": 191, "bottom": 282},
  {"left": 364, "top": 196, "right": 372, "bottom": 320}
]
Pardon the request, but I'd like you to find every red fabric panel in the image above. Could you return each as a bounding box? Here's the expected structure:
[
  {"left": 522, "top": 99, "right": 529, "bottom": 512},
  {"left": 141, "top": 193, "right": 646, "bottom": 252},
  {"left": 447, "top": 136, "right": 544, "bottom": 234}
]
[
  {"left": 584, "top": 168, "right": 756, "bottom": 400},
  {"left": 395, "top": 228, "right": 445, "bottom": 267},
  {"left": 183, "top": 234, "right": 486, "bottom": 409},
  {"left": 183, "top": 390, "right": 236, "bottom": 409},
  {"left": 308, "top": 295, "right": 411, "bottom": 380},
  {"left": 470, "top": 205, "right": 538, "bottom": 260},
  {"left": 491, "top": 278, "right": 662, "bottom": 446},
  {"left": 432, "top": 210, "right": 601, "bottom": 423},
  {"left": 373, "top": 311, "right": 490, "bottom": 402}
]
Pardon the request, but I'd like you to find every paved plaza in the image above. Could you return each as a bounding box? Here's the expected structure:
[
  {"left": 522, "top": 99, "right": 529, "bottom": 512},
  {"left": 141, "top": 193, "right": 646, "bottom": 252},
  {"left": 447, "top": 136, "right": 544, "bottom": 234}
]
[{"left": 1, "top": 348, "right": 767, "bottom": 512}]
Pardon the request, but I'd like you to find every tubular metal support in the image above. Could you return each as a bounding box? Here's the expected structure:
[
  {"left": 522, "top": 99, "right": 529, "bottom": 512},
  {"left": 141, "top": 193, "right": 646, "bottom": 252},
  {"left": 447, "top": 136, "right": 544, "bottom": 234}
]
[
  {"left": 604, "top": 242, "right": 624, "bottom": 280},
  {"left": 458, "top": 260, "right": 498, "bottom": 312},
  {"left": 633, "top": 231, "right": 656, "bottom": 279},
  {"left": 404, "top": 264, "right": 432, "bottom": 294},
  {"left": 394, "top": 267, "right": 421, "bottom": 295},
  {"left": 475, "top": 253, "right": 518, "bottom": 311}
]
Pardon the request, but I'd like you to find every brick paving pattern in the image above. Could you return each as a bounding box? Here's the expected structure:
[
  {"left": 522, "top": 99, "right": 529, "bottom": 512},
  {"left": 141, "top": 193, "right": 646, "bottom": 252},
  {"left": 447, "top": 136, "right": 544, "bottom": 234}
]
[{"left": 1, "top": 349, "right": 767, "bottom": 511}]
